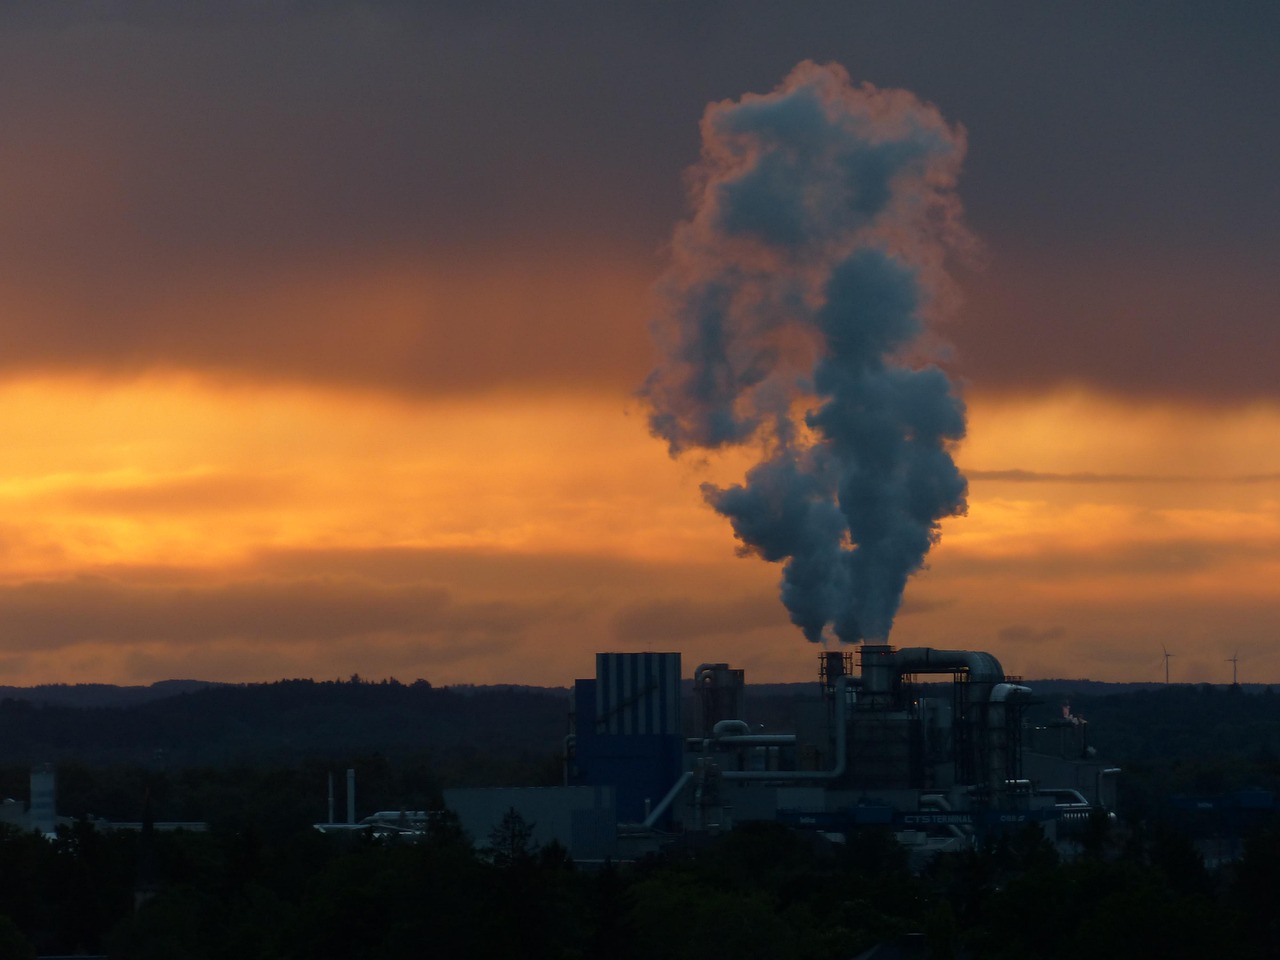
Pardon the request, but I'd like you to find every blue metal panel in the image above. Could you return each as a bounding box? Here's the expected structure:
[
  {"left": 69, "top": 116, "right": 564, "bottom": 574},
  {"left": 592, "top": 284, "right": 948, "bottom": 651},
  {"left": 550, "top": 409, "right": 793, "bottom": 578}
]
[
  {"left": 576, "top": 678, "right": 597, "bottom": 733},
  {"left": 594, "top": 652, "right": 681, "bottom": 735},
  {"left": 573, "top": 656, "right": 684, "bottom": 823},
  {"left": 574, "top": 732, "right": 683, "bottom": 823}
]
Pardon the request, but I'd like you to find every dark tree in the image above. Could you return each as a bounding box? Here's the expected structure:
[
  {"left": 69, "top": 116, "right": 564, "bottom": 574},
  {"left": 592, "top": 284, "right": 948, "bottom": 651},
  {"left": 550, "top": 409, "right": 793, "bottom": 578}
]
[{"left": 487, "top": 807, "right": 538, "bottom": 867}]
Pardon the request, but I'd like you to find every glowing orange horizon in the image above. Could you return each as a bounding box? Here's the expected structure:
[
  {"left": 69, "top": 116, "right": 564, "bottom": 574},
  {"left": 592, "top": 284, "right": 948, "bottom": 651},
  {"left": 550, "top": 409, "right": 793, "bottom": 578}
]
[{"left": 0, "top": 375, "right": 1274, "bottom": 687}]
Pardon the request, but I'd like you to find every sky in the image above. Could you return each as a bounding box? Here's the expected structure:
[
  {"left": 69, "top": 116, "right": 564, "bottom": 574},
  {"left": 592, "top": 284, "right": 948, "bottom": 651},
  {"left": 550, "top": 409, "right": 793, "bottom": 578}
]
[{"left": 1, "top": 1, "right": 1277, "bottom": 687}]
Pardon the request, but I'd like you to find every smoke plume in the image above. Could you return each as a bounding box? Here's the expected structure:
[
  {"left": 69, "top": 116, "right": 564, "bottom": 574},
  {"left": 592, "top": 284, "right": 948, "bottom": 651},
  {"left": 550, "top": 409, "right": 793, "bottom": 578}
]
[{"left": 641, "top": 62, "right": 970, "bottom": 644}]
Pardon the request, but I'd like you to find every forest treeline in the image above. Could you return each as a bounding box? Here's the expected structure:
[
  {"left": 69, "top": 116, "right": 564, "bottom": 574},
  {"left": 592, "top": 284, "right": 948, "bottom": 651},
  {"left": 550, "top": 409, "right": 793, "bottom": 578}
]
[
  {"left": 5, "top": 675, "right": 1278, "bottom": 768},
  {"left": 0, "top": 677, "right": 570, "bottom": 779},
  {"left": 5, "top": 679, "right": 1280, "bottom": 820}
]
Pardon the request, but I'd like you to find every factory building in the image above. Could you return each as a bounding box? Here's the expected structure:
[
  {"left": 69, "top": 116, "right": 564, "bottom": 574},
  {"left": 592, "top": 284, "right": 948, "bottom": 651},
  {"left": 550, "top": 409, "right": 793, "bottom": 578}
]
[
  {"left": 447, "top": 647, "right": 1118, "bottom": 862},
  {"left": 570, "top": 652, "right": 684, "bottom": 825}
]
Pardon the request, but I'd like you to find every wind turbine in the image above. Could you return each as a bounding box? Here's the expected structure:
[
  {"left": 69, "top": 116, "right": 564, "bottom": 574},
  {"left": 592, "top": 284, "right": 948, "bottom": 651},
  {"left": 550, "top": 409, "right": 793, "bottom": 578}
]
[
  {"left": 1161, "top": 644, "right": 1174, "bottom": 685},
  {"left": 1227, "top": 651, "right": 1240, "bottom": 687}
]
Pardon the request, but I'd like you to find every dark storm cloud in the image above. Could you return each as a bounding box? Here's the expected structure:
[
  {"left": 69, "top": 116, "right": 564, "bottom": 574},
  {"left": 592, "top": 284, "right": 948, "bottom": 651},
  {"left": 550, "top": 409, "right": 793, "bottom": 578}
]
[
  {"left": 0, "top": 548, "right": 780, "bottom": 661},
  {"left": 946, "top": 538, "right": 1277, "bottom": 581},
  {"left": 0, "top": 576, "right": 557, "bottom": 651},
  {"left": 0, "top": 1, "right": 1274, "bottom": 400},
  {"left": 954, "top": 248, "right": 1280, "bottom": 404},
  {"left": 246, "top": 544, "right": 731, "bottom": 594}
]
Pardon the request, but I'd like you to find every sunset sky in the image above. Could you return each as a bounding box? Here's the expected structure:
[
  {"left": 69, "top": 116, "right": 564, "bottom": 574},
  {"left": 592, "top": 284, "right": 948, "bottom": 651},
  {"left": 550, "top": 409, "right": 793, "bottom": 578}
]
[{"left": 1, "top": 2, "right": 1277, "bottom": 687}]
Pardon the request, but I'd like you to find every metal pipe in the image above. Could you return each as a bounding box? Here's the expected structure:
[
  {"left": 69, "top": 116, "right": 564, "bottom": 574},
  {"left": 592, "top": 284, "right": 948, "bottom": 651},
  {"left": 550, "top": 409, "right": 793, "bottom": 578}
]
[
  {"left": 987, "top": 684, "right": 1032, "bottom": 791},
  {"left": 712, "top": 719, "right": 750, "bottom": 738},
  {"left": 990, "top": 683, "right": 1032, "bottom": 702},
  {"left": 642, "top": 770, "right": 694, "bottom": 829},
  {"left": 346, "top": 768, "right": 356, "bottom": 825},
  {"left": 1096, "top": 767, "right": 1122, "bottom": 808},
  {"left": 895, "top": 648, "right": 1006, "bottom": 685},
  {"left": 713, "top": 734, "right": 797, "bottom": 746},
  {"left": 920, "top": 793, "right": 969, "bottom": 840},
  {"left": 722, "top": 676, "right": 852, "bottom": 781}
]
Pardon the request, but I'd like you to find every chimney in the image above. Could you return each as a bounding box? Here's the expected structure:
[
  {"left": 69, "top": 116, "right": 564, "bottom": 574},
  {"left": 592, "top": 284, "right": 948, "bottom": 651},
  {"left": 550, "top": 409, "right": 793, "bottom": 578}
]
[{"left": 346, "top": 768, "right": 356, "bottom": 825}]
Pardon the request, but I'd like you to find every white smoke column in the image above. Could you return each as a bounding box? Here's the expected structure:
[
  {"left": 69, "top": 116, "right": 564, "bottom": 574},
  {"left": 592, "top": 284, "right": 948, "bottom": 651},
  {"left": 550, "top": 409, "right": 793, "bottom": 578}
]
[{"left": 642, "top": 62, "right": 971, "bottom": 644}]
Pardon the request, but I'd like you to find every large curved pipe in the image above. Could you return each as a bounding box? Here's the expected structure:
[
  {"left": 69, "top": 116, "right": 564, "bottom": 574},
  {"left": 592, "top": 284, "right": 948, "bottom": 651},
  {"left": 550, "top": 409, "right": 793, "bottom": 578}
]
[
  {"left": 986, "top": 683, "right": 1032, "bottom": 790},
  {"left": 858, "top": 645, "right": 1005, "bottom": 701},
  {"left": 712, "top": 719, "right": 750, "bottom": 738},
  {"left": 894, "top": 648, "right": 1005, "bottom": 685},
  {"left": 990, "top": 682, "right": 1032, "bottom": 702},
  {"left": 722, "top": 676, "right": 852, "bottom": 781}
]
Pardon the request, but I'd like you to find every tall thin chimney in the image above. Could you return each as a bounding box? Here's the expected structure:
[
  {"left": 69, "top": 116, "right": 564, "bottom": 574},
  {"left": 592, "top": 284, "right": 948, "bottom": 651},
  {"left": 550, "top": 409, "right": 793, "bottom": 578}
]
[{"left": 346, "top": 768, "right": 356, "bottom": 825}]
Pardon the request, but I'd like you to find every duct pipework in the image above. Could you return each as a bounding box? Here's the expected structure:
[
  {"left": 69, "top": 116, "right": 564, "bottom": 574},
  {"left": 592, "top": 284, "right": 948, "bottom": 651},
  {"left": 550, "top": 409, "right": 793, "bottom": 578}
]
[
  {"left": 987, "top": 683, "right": 1032, "bottom": 791},
  {"left": 990, "top": 682, "right": 1032, "bottom": 701},
  {"left": 920, "top": 793, "right": 970, "bottom": 841},
  {"left": 721, "top": 676, "right": 853, "bottom": 782},
  {"left": 858, "top": 646, "right": 1004, "bottom": 707},
  {"left": 712, "top": 719, "right": 750, "bottom": 738},
  {"left": 1096, "top": 767, "right": 1122, "bottom": 809},
  {"left": 700, "top": 720, "right": 795, "bottom": 755},
  {"left": 642, "top": 770, "right": 695, "bottom": 829},
  {"left": 894, "top": 648, "right": 1005, "bottom": 685}
]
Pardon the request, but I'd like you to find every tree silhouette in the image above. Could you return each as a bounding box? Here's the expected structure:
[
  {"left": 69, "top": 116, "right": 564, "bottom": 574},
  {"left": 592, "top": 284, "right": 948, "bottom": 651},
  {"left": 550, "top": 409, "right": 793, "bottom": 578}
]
[{"left": 487, "top": 807, "right": 538, "bottom": 867}]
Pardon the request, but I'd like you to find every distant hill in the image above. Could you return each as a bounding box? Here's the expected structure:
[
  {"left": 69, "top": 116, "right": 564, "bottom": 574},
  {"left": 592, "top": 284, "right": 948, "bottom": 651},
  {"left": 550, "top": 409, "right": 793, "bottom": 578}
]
[
  {"left": 1023, "top": 679, "right": 1277, "bottom": 697},
  {"left": 0, "top": 676, "right": 1265, "bottom": 712},
  {"left": 0, "top": 678, "right": 572, "bottom": 781},
  {"left": 746, "top": 679, "right": 1274, "bottom": 699},
  {"left": 0, "top": 675, "right": 1276, "bottom": 788},
  {"left": 0, "top": 679, "right": 226, "bottom": 708}
]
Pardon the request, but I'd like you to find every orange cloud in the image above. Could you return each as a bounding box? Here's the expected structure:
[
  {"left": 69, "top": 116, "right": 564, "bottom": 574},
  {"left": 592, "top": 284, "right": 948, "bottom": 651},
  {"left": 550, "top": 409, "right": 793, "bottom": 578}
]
[{"left": 0, "top": 377, "right": 1276, "bottom": 686}]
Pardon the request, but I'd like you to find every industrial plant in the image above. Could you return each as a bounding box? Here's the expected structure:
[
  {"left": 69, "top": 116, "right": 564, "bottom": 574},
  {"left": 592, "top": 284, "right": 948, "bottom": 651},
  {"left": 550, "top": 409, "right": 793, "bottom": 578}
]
[{"left": 444, "top": 648, "right": 1120, "bottom": 862}]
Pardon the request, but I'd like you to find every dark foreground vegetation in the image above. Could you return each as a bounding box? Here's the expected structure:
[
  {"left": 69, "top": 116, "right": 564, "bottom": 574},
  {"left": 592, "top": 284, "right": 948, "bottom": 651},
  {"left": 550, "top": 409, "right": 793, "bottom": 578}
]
[
  {"left": 2, "top": 812, "right": 1280, "bottom": 958},
  {"left": 0, "top": 679, "right": 1278, "bottom": 956}
]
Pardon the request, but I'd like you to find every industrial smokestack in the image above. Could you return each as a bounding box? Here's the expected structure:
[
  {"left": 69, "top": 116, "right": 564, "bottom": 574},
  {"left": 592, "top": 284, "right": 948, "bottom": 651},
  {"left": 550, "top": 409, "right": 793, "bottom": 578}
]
[
  {"left": 642, "top": 61, "right": 971, "bottom": 644},
  {"left": 346, "top": 768, "right": 355, "bottom": 825}
]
